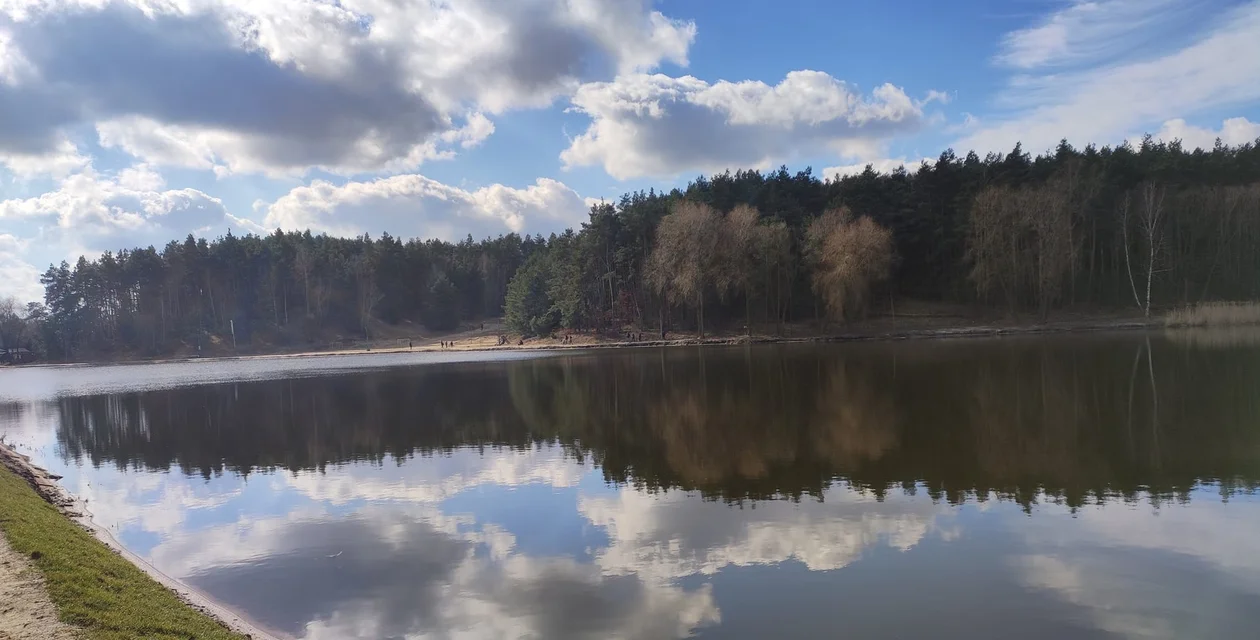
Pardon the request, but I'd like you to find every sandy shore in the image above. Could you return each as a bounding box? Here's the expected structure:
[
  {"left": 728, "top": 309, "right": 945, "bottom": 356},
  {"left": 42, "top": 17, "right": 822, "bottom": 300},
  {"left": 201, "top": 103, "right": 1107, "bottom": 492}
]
[
  {"left": 11, "top": 315, "right": 1161, "bottom": 369},
  {"left": 0, "top": 441, "right": 279, "bottom": 640}
]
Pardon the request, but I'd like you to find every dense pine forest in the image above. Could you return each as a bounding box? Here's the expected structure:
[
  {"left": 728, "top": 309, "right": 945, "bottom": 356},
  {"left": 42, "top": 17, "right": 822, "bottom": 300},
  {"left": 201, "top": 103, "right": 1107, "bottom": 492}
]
[{"left": 3, "top": 136, "right": 1260, "bottom": 361}]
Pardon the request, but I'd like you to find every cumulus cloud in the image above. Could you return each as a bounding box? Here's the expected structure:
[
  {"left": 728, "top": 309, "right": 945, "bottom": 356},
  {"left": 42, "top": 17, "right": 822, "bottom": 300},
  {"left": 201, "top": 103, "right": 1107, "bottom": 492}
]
[
  {"left": 561, "top": 71, "right": 925, "bottom": 180},
  {"left": 0, "top": 136, "right": 89, "bottom": 178},
  {"left": 958, "top": 0, "right": 1260, "bottom": 155},
  {"left": 0, "top": 166, "right": 242, "bottom": 300},
  {"left": 0, "top": 0, "right": 695, "bottom": 177},
  {"left": 115, "top": 162, "right": 165, "bottom": 191},
  {"left": 0, "top": 167, "right": 231, "bottom": 251},
  {"left": 261, "top": 174, "right": 591, "bottom": 241},
  {"left": 1141, "top": 117, "right": 1260, "bottom": 150}
]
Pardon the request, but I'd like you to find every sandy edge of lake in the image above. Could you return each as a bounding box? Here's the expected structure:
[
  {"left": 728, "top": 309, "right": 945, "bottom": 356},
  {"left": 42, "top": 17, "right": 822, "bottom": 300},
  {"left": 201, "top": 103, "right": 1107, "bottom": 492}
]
[
  {"left": 11, "top": 317, "right": 1163, "bottom": 369},
  {"left": 0, "top": 441, "right": 281, "bottom": 640}
]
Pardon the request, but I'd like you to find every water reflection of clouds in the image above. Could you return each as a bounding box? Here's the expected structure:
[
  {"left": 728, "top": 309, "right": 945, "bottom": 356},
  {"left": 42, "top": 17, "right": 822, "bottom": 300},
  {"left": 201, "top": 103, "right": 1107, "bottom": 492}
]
[
  {"left": 15, "top": 421, "right": 1260, "bottom": 640},
  {"left": 284, "top": 447, "right": 594, "bottom": 506},
  {"left": 103, "top": 445, "right": 958, "bottom": 639},
  {"left": 162, "top": 454, "right": 950, "bottom": 637},
  {"left": 580, "top": 487, "right": 951, "bottom": 580},
  {"left": 72, "top": 470, "right": 244, "bottom": 550},
  {"left": 89, "top": 446, "right": 710, "bottom": 639},
  {"left": 1013, "top": 494, "right": 1260, "bottom": 639},
  {"left": 0, "top": 401, "right": 60, "bottom": 455},
  {"left": 147, "top": 503, "right": 719, "bottom": 639}
]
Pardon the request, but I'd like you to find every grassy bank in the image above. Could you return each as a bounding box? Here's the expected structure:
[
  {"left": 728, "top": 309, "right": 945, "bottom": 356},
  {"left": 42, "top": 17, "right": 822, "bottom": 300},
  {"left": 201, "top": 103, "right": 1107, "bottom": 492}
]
[{"left": 0, "top": 466, "right": 244, "bottom": 640}]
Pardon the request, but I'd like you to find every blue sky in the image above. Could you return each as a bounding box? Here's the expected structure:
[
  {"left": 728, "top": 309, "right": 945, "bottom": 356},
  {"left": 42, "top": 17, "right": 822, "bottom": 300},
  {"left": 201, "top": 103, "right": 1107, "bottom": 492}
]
[{"left": 2, "top": 0, "right": 1259, "bottom": 303}]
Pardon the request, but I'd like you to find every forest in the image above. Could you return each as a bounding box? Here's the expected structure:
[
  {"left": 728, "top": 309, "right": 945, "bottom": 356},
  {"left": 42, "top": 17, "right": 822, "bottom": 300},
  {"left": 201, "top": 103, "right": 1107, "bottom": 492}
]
[{"left": 3, "top": 135, "right": 1260, "bottom": 360}]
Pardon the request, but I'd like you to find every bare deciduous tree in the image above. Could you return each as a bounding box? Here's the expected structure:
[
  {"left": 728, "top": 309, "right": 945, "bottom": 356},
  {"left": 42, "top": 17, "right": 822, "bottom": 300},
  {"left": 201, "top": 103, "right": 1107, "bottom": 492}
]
[
  {"left": 966, "top": 173, "right": 1081, "bottom": 318},
  {"left": 0, "top": 296, "right": 24, "bottom": 350},
  {"left": 716, "top": 204, "right": 792, "bottom": 335},
  {"left": 757, "top": 220, "right": 793, "bottom": 334},
  {"left": 966, "top": 186, "right": 1025, "bottom": 313},
  {"left": 805, "top": 208, "right": 894, "bottom": 323},
  {"left": 647, "top": 201, "right": 722, "bottom": 337},
  {"left": 1121, "top": 181, "right": 1166, "bottom": 317},
  {"left": 1028, "top": 175, "right": 1078, "bottom": 319}
]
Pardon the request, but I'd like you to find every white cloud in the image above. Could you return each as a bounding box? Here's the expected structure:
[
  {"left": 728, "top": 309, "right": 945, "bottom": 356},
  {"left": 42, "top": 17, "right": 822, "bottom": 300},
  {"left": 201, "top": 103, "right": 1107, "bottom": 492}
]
[
  {"left": 0, "top": 25, "right": 33, "bottom": 84},
  {"left": 0, "top": 0, "right": 695, "bottom": 177},
  {"left": 115, "top": 162, "right": 165, "bottom": 191},
  {"left": 94, "top": 111, "right": 496, "bottom": 178},
  {"left": 959, "top": 0, "right": 1260, "bottom": 155},
  {"left": 823, "top": 157, "right": 933, "bottom": 180},
  {"left": 0, "top": 167, "right": 237, "bottom": 299},
  {"left": 0, "top": 137, "right": 89, "bottom": 178},
  {"left": 922, "top": 89, "right": 952, "bottom": 105},
  {"left": 561, "top": 71, "right": 925, "bottom": 180},
  {"left": 1141, "top": 116, "right": 1260, "bottom": 150},
  {"left": 94, "top": 118, "right": 221, "bottom": 174},
  {"left": 0, "top": 168, "right": 229, "bottom": 248},
  {"left": 995, "top": 0, "right": 1198, "bottom": 70},
  {"left": 261, "top": 174, "right": 590, "bottom": 240},
  {"left": 0, "top": 233, "right": 43, "bottom": 303}
]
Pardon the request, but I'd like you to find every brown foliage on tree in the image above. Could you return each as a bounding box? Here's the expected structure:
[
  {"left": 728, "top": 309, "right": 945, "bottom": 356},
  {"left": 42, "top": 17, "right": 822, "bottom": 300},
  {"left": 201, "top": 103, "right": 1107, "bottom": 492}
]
[
  {"left": 716, "top": 204, "right": 794, "bottom": 334},
  {"left": 805, "top": 208, "right": 893, "bottom": 322},
  {"left": 646, "top": 201, "right": 723, "bottom": 336}
]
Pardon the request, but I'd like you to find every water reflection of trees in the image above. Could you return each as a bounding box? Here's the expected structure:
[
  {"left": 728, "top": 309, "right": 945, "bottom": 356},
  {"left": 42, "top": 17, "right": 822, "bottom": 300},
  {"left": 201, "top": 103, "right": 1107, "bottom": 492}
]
[{"left": 50, "top": 338, "right": 1260, "bottom": 506}]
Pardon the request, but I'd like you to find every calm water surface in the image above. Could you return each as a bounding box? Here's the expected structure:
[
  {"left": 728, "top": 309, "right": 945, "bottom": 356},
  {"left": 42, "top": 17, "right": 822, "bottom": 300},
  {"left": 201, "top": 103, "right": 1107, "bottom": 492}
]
[{"left": 2, "top": 334, "right": 1260, "bottom": 639}]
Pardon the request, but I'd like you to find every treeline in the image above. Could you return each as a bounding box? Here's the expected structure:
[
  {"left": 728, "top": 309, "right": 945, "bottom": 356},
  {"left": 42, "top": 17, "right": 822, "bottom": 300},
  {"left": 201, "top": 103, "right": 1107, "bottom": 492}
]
[
  {"left": 505, "top": 137, "right": 1260, "bottom": 336},
  {"left": 9, "top": 232, "right": 542, "bottom": 359},
  {"left": 5, "top": 134, "right": 1260, "bottom": 359}
]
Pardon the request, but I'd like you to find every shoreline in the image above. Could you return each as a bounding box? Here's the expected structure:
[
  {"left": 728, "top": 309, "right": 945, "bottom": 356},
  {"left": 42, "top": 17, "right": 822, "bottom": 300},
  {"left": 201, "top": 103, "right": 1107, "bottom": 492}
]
[
  {"left": 8, "top": 316, "right": 1163, "bottom": 368},
  {"left": 0, "top": 440, "right": 279, "bottom": 640}
]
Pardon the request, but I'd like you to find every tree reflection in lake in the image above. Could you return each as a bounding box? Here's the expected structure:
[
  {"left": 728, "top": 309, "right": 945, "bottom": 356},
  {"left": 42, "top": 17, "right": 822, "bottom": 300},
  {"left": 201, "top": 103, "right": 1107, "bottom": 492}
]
[
  {"left": 47, "top": 336, "right": 1260, "bottom": 506},
  {"left": 4, "top": 334, "right": 1260, "bottom": 639}
]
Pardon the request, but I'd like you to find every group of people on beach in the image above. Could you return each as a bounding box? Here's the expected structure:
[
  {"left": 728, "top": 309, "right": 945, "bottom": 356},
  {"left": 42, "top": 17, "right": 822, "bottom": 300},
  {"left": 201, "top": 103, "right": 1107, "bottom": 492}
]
[{"left": 427, "top": 328, "right": 667, "bottom": 350}]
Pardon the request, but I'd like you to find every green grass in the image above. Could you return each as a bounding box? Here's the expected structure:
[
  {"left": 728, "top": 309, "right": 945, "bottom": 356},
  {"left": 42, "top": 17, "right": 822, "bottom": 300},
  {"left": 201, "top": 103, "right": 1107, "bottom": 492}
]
[{"left": 0, "top": 466, "right": 244, "bottom": 640}]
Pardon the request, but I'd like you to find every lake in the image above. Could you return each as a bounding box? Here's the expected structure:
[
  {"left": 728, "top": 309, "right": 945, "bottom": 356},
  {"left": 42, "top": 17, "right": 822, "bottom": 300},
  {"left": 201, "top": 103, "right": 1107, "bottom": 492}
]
[{"left": 2, "top": 333, "right": 1260, "bottom": 639}]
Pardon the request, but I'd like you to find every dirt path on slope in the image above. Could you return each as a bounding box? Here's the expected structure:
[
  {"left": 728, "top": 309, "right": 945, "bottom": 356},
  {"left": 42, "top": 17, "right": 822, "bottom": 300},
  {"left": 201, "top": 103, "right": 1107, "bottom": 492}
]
[{"left": 0, "top": 532, "right": 78, "bottom": 640}]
